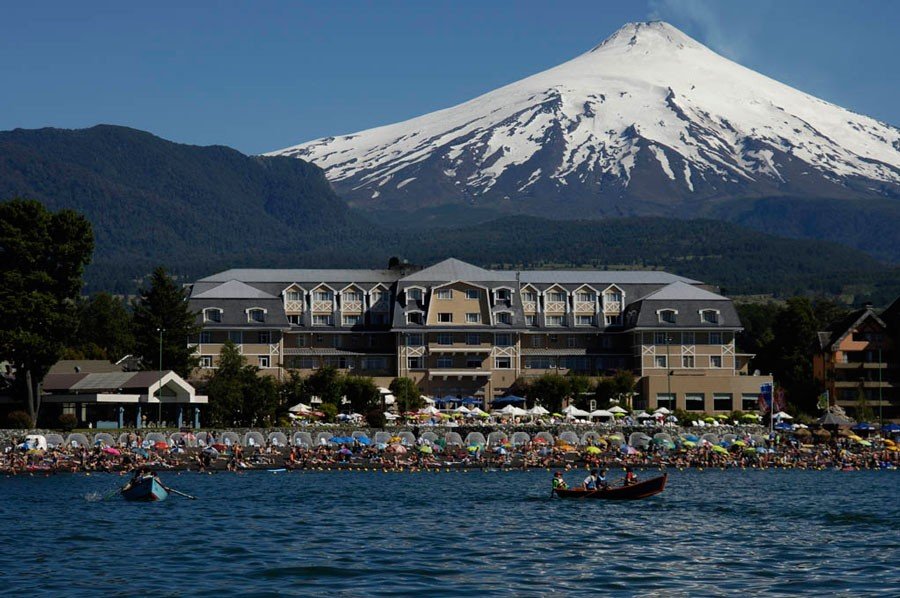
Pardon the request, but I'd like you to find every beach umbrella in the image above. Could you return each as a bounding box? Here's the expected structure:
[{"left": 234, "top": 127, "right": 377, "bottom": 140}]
[
  {"left": 703, "top": 417, "right": 716, "bottom": 423},
  {"left": 608, "top": 406, "right": 628, "bottom": 414},
  {"left": 773, "top": 411, "right": 793, "bottom": 421},
  {"left": 154, "top": 441, "right": 169, "bottom": 450},
  {"left": 653, "top": 407, "right": 671, "bottom": 415},
  {"left": 102, "top": 447, "right": 121, "bottom": 456},
  {"left": 388, "top": 444, "right": 407, "bottom": 454},
  {"left": 528, "top": 405, "right": 550, "bottom": 415},
  {"left": 202, "top": 447, "right": 219, "bottom": 458},
  {"left": 711, "top": 445, "right": 728, "bottom": 454},
  {"left": 636, "top": 412, "right": 653, "bottom": 419},
  {"left": 339, "top": 447, "right": 352, "bottom": 456},
  {"left": 682, "top": 440, "right": 696, "bottom": 448},
  {"left": 683, "top": 434, "right": 699, "bottom": 442},
  {"left": 418, "top": 445, "right": 433, "bottom": 454},
  {"left": 614, "top": 412, "right": 626, "bottom": 418},
  {"left": 585, "top": 446, "right": 602, "bottom": 455},
  {"left": 881, "top": 423, "right": 900, "bottom": 434},
  {"left": 590, "top": 409, "right": 614, "bottom": 418}
]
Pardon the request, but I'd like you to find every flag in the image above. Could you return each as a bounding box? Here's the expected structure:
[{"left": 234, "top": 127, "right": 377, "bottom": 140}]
[
  {"left": 758, "top": 393, "right": 767, "bottom": 412},
  {"left": 759, "top": 383, "right": 773, "bottom": 413},
  {"left": 774, "top": 388, "right": 786, "bottom": 412},
  {"left": 817, "top": 391, "right": 829, "bottom": 410}
]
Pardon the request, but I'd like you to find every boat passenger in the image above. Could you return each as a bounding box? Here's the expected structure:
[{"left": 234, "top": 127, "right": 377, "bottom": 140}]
[
  {"left": 583, "top": 469, "right": 599, "bottom": 490},
  {"left": 623, "top": 467, "right": 638, "bottom": 486},
  {"left": 552, "top": 471, "right": 568, "bottom": 490},
  {"left": 597, "top": 468, "right": 609, "bottom": 488}
]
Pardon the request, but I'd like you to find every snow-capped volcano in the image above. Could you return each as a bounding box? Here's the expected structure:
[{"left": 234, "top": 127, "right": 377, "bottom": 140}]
[{"left": 270, "top": 21, "right": 900, "bottom": 216}]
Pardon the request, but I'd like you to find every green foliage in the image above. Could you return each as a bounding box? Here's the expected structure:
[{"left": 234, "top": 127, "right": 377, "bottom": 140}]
[
  {"left": 57, "top": 413, "right": 77, "bottom": 432},
  {"left": 206, "top": 340, "right": 279, "bottom": 426},
  {"left": 69, "top": 292, "right": 134, "bottom": 361},
  {"left": 305, "top": 367, "right": 344, "bottom": 405},
  {"left": 131, "top": 266, "right": 201, "bottom": 378},
  {"left": 343, "top": 375, "right": 380, "bottom": 413},
  {"left": 279, "top": 370, "right": 306, "bottom": 409},
  {"left": 526, "top": 374, "right": 570, "bottom": 413},
  {"left": 855, "top": 388, "right": 875, "bottom": 422},
  {"left": 7, "top": 410, "right": 33, "bottom": 429},
  {"left": 365, "top": 408, "right": 387, "bottom": 429},
  {"left": 389, "top": 377, "right": 423, "bottom": 412},
  {"left": 0, "top": 198, "right": 94, "bottom": 424},
  {"left": 319, "top": 402, "right": 338, "bottom": 423},
  {"left": 593, "top": 370, "right": 637, "bottom": 409},
  {"left": 567, "top": 374, "right": 593, "bottom": 409}
]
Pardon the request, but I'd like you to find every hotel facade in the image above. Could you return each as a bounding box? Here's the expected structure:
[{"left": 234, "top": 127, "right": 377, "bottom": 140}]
[{"left": 187, "top": 258, "right": 771, "bottom": 413}]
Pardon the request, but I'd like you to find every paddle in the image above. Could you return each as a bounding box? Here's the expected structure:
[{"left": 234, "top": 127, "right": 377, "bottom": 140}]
[{"left": 163, "top": 485, "right": 197, "bottom": 500}]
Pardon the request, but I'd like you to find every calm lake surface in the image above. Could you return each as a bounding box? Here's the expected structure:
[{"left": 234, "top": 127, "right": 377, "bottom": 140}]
[{"left": 0, "top": 468, "right": 897, "bottom": 596}]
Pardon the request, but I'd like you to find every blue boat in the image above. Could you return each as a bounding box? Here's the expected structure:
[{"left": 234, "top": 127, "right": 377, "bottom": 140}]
[{"left": 121, "top": 473, "right": 169, "bottom": 502}]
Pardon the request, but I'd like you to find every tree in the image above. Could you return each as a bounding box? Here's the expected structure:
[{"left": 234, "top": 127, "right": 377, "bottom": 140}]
[
  {"left": 132, "top": 266, "right": 201, "bottom": 378},
  {"left": 567, "top": 374, "right": 593, "bottom": 409},
  {"left": 305, "top": 366, "right": 344, "bottom": 405},
  {"left": 70, "top": 292, "right": 134, "bottom": 361},
  {"left": 526, "top": 374, "right": 570, "bottom": 413},
  {"left": 280, "top": 370, "right": 307, "bottom": 410},
  {"left": 343, "top": 375, "right": 380, "bottom": 413},
  {"left": 390, "top": 377, "right": 423, "bottom": 412},
  {"left": 0, "top": 199, "right": 94, "bottom": 425},
  {"left": 206, "top": 340, "right": 279, "bottom": 426}
]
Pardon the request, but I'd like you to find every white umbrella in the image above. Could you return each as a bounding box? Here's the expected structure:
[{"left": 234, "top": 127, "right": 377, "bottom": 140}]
[
  {"left": 498, "top": 405, "right": 519, "bottom": 415},
  {"left": 420, "top": 395, "right": 435, "bottom": 405},
  {"left": 635, "top": 411, "right": 652, "bottom": 419},
  {"left": 564, "top": 405, "right": 591, "bottom": 418},
  {"left": 454, "top": 405, "right": 471, "bottom": 414},
  {"left": 288, "top": 402, "right": 311, "bottom": 413},
  {"left": 469, "top": 407, "right": 488, "bottom": 416},
  {"left": 590, "top": 409, "right": 614, "bottom": 418},
  {"left": 512, "top": 406, "right": 530, "bottom": 417},
  {"left": 528, "top": 405, "right": 550, "bottom": 415},
  {"left": 608, "top": 406, "right": 628, "bottom": 414},
  {"left": 774, "top": 411, "right": 793, "bottom": 421},
  {"left": 384, "top": 412, "right": 399, "bottom": 420},
  {"left": 653, "top": 407, "right": 671, "bottom": 415},
  {"left": 419, "top": 405, "right": 440, "bottom": 415}
]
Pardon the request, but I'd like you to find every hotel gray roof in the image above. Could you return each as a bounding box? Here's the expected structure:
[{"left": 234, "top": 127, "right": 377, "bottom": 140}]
[{"left": 198, "top": 268, "right": 400, "bottom": 284}]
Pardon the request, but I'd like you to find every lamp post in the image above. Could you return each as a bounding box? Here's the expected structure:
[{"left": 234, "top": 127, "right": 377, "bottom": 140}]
[
  {"left": 156, "top": 327, "right": 165, "bottom": 427},
  {"left": 666, "top": 335, "right": 673, "bottom": 410},
  {"left": 879, "top": 345, "right": 883, "bottom": 428}
]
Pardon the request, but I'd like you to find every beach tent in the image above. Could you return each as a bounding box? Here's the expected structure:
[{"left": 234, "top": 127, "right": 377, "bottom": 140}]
[
  {"left": 590, "top": 409, "right": 614, "bottom": 419},
  {"left": 288, "top": 402, "right": 312, "bottom": 413},
  {"left": 773, "top": 411, "right": 793, "bottom": 421},
  {"left": 419, "top": 405, "right": 440, "bottom": 416},
  {"left": 528, "top": 405, "right": 550, "bottom": 416},
  {"left": 653, "top": 407, "right": 671, "bottom": 415},
  {"left": 635, "top": 411, "right": 653, "bottom": 419},
  {"left": 454, "top": 405, "right": 472, "bottom": 414},
  {"left": 469, "top": 407, "right": 489, "bottom": 417},
  {"left": 564, "top": 405, "right": 590, "bottom": 418},
  {"left": 608, "top": 406, "right": 628, "bottom": 414}
]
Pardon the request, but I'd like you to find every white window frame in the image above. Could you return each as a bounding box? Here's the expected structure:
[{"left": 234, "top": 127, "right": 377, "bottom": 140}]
[
  {"left": 496, "top": 311, "right": 512, "bottom": 325},
  {"left": 406, "top": 310, "right": 424, "bottom": 325},
  {"left": 342, "top": 315, "right": 361, "bottom": 327},
  {"left": 546, "top": 315, "right": 564, "bottom": 327},
  {"left": 437, "top": 313, "right": 453, "bottom": 323},
  {"left": 657, "top": 309, "right": 678, "bottom": 324},
  {"left": 259, "top": 356, "right": 270, "bottom": 368},
  {"left": 525, "top": 315, "right": 536, "bottom": 326},
  {"left": 700, "top": 309, "right": 721, "bottom": 324},
  {"left": 494, "top": 356, "right": 512, "bottom": 369},
  {"left": 436, "top": 289, "right": 452, "bottom": 300},
  {"left": 203, "top": 308, "right": 223, "bottom": 323},
  {"left": 576, "top": 315, "right": 593, "bottom": 327},
  {"left": 466, "top": 312, "right": 481, "bottom": 323},
  {"left": 682, "top": 355, "right": 695, "bottom": 368},
  {"left": 312, "top": 314, "right": 334, "bottom": 326},
  {"left": 465, "top": 289, "right": 479, "bottom": 300},
  {"left": 709, "top": 355, "right": 722, "bottom": 368},
  {"left": 654, "top": 355, "right": 667, "bottom": 368},
  {"left": 200, "top": 356, "right": 213, "bottom": 368},
  {"left": 406, "top": 287, "right": 423, "bottom": 301}
]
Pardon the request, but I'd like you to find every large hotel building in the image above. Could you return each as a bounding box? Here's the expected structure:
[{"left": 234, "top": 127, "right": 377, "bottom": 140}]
[{"left": 187, "top": 258, "right": 771, "bottom": 413}]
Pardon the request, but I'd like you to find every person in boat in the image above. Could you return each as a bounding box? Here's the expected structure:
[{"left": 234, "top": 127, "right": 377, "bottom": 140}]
[
  {"left": 623, "top": 466, "right": 638, "bottom": 486},
  {"left": 552, "top": 471, "right": 568, "bottom": 491},
  {"left": 583, "top": 469, "right": 599, "bottom": 490},
  {"left": 597, "top": 468, "right": 609, "bottom": 489}
]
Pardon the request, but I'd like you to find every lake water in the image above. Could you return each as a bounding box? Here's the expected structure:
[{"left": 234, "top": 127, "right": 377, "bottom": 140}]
[{"left": 0, "top": 468, "right": 897, "bottom": 596}]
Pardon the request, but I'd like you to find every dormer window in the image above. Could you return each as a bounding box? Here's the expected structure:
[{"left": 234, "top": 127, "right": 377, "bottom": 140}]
[
  {"left": 286, "top": 290, "right": 302, "bottom": 302},
  {"left": 548, "top": 291, "right": 566, "bottom": 303},
  {"left": 406, "top": 311, "right": 424, "bottom": 325},
  {"left": 343, "top": 291, "right": 364, "bottom": 302},
  {"left": 247, "top": 308, "right": 266, "bottom": 323},
  {"left": 496, "top": 289, "right": 511, "bottom": 301},
  {"left": 313, "top": 290, "right": 333, "bottom": 302},
  {"left": 658, "top": 309, "right": 677, "bottom": 324},
  {"left": 576, "top": 292, "right": 595, "bottom": 303},
  {"left": 407, "top": 288, "right": 422, "bottom": 302},
  {"left": 466, "top": 289, "right": 480, "bottom": 300},
  {"left": 496, "top": 312, "right": 513, "bottom": 325},
  {"left": 204, "top": 308, "right": 222, "bottom": 323},
  {"left": 522, "top": 291, "right": 537, "bottom": 303},
  {"left": 700, "top": 309, "right": 720, "bottom": 324}
]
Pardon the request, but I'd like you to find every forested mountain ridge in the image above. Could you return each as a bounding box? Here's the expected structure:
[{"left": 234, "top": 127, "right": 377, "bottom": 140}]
[{"left": 1, "top": 124, "right": 897, "bottom": 304}]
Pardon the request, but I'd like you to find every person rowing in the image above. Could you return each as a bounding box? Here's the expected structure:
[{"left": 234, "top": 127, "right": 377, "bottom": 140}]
[
  {"left": 623, "top": 466, "right": 638, "bottom": 486},
  {"left": 552, "top": 471, "right": 568, "bottom": 491}
]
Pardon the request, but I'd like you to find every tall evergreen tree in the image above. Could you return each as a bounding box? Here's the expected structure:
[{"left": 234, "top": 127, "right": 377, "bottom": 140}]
[
  {"left": 132, "top": 266, "right": 200, "bottom": 378},
  {"left": 389, "top": 377, "right": 423, "bottom": 413},
  {"left": 70, "top": 292, "right": 135, "bottom": 361},
  {"left": 0, "top": 199, "right": 94, "bottom": 425}
]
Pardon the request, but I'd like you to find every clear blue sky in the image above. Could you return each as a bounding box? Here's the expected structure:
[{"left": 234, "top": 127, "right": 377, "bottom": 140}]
[{"left": 2, "top": 0, "right": 897, "bottom": 154}]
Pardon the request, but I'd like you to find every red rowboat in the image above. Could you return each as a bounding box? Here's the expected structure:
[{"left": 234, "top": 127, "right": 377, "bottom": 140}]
[{"left": 554, "top": 474, "right": 667, "bottom": 500}]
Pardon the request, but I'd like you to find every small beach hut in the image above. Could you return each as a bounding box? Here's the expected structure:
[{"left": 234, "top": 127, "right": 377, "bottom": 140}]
[
  {"left": 292, "top": 432, "right": 313, "bottom": 447},
  {"left": 511, "top": 432, "right": 531, "bottom": 446},
  {"left": 487, "top": 431, "right": 508, "bottom": 447},
  {"left": 444, "top": 432, "right": 464, "bottom": 447},
  {"left": 465, "top": 432, "right": 486, "bottom": 447},
  {"left": 268, "top": 432, "right": 288, "bottom": 447},
  {"left": 243, "top": 431, "right": 265, "bottom": 448}
]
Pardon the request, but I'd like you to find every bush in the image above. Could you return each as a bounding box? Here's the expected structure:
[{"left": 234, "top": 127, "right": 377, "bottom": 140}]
[
  {"left": 365, "top": 408, "right": 387, "bottom": 429},
  {"left": 6, "top": 410, "right": 33, "bottom": 429},
  {"left": 58, "top": 413, "right": 78, "bottom": 432},
  {"left": 320, "top": 403, "right": 338, "bottom": 423}
]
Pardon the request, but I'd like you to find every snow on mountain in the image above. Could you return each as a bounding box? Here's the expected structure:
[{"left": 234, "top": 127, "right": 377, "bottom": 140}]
[{"left": 269, "top": 21, "right": 900, "bottom": 216}]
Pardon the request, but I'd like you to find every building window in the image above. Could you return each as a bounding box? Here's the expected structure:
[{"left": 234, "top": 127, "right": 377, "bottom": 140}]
[
  {"left": 531, "top": 336, "right": 542, "bottom": 348},
  {"left": 548, "top": 291, "right": 566, "bottom": 303},
  {"left": 406, "top": 312, "right": 424, "bottom": 325},
  {"left": 526, "top": 356, "right": 554, "bottom": 369},
  {"left": 258, "top": 331, "right": 271, "bottom": 344},
  {"left": 742, "top": 394, "right": 758, "bottom": 411},
  {"left": 709, "top": 332, "right": 722, "bottom": 345},
  {"left": 466, "top": 313, "right": 481, "bottom": 323},
  {"left": 604, "top": 291, "right": 623, "bottom": 304},
  {"left": 466, "top": 289, "right": 479, "bottom": 300},
  {"left": 682, "top": 355, "right": 694, "bottom": 368},
  {"left": 313, "top": 315, "right": 334, "bottom": 326},
  {"left": 199, "top": 331, "right": 211, "bottom": 344},
  {"left": 576, "top": 292, "right": 595, "bottom": 303},
  {"left": 604, "top": 314, "right": 622, "bottom": 326},
  {"left": 654, "top": 355, "right": 667, "bottom": 368},
  {"left": 546, "top": 315, "right": 564, "bottom": 327},
  {"left": 287, "top": 314, "right": 301, "bottom": 325},
  {"left": 466, "top": 333, "right": 481, "bottom": 346},
  {"left": 259, "top": 356, "right": 270, "bottom": 368},
  {"left": 407, "top": 356, "right": 423, "bottom": 370},
  {"left": 656, "top": 393, "right": 675, "bottom": 410},
  {"left": 495, "top": 356, "right": 512, "bottom": 369},
  {"left": 495, "top": 333, "right": 512, "bottom": 347},
  {"left": 496, "top": 312, "right": 512, "bottom": 325},
  {"left": 343, "top": 291, "right": 363, "bottom": 302},
  {"left": 701, "top": 310, "right": 720, "bottom": 324},
  {"left": 466, "top": 357, "right": 483, "bottom": 368},
  {"left": 200, "top": 356, "right": 213, "bottom": 368},
  {"left": 658, "top": 309, "right": 677, "bottom": 324},
  {"left": 204, "top": 308, "right": 222, "bottom": 323},
  {"left": 682, "top": 331, "right": 695, "bottom": 344},
  {"left": 406, "top": 334, "right": 423, "bottom": 346},
  {"left": 496, "top": 289, "right": 511, "bottom": 301},
  {"left": 525, "top": 315, "right": 536, "bottom": 326},
  {"left": 601, "top": 336, "right": 612, "bottom": 349},
  {"left": 313, "top": 290, "right": 333, "bottom": 302},
  {"left": 436, "top": 289, "right": 452, "bottom": 300},
  {"left": 407, "top": 288, "right": 422, "bottom": 301},
  {"left": 228, "top": 331, "right": 243, "bottom": 344},
  {"left": 710, "top": 355, "right": 722, "bottom": 368},
  {"left": 567, "top": 337, "right": 577, "bottom": 348},
  {"left": 437, "top": 333, "right": 453, "bottom": 345},
  {"left": 436, "top": 356, "right": 453, "bottom": 368},
  {"left": 286, "top": 290, "right": 302, "bottom": 302},
  {"left": 654, "top": 332, "right": 669, "bottom": 345},
  {"left": 685, "top": 393, "right": 704, "bottom": 411},
  {"left": 342, "top": 315, "right": 361, "bottom": 327},
  {"left": 296, "top": 335, "right": 306, "bottom": 347},
  {"left": 438, "top": 313, "right": 453, "bottom": 323},
  {"left": 522, "top": 291, "right": 537, "bottom": 302},
  {"left": 576, "top": 315, "right": 593, "bottom": 326},
  {"left": 362, "top": 357, "right": 387, "bottom": 371},
  {"left": 713, "top": 393, "right": 732, "bottom": 411}
]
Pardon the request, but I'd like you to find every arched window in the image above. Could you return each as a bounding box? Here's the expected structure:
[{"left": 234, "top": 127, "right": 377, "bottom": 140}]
[
  {"left": 247, "top": 308, "right": 266, "bottom": 323},
  {"left": 700, "top": 309, "right": 720, "bottom": 324},
  {"left": 204, "top": 308, "right": 223, "bottom": 323},
  {"left": 658, "top": 309, "right": 677, "bottom": 324}
]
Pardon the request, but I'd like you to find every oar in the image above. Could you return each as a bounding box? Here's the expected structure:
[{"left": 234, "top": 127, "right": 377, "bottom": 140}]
[{"left": 162, "top": 484, "right": 197, "bottom": 500}]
